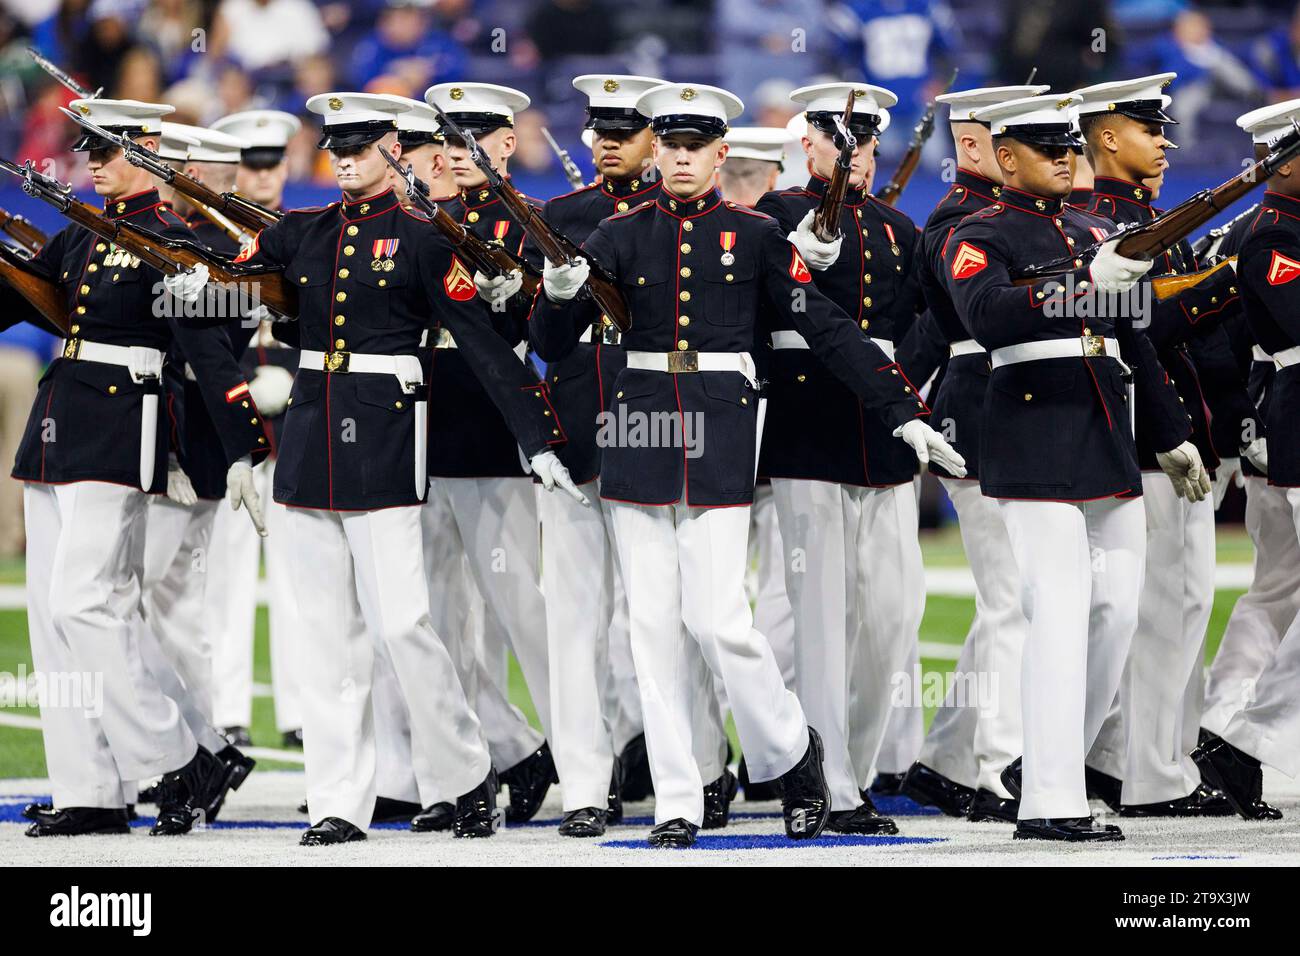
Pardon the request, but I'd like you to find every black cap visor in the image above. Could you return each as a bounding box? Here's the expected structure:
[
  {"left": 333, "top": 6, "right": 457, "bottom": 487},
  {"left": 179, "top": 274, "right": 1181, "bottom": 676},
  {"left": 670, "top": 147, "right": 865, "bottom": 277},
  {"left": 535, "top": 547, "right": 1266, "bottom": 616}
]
[
  {"left": 241, "top": 146, "right": 288, "bottom": 168},
  {"left": 651, "top": 114, "right": 727, "bottom": 138},
  {"left": 995, "top": 123, "right": 1083, "bottom": 150},
  {"left": 585, "top": 106, "right": 650, "bottom": 131},
  {"left": 71, "top": 125, "right": 145, "bottom": 152},
  {"left": 806, "top": 110, "right": 880, "bottom": 139},
  {"left": 317, "top": 120, "right": 398, "bottom": 150}
]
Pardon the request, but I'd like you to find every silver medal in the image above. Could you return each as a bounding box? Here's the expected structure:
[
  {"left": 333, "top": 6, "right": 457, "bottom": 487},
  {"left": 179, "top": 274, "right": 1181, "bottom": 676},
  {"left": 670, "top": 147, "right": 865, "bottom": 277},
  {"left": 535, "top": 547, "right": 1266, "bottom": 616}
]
[{"left": 720, "top": 251, "right": 735, "bottom": 266}]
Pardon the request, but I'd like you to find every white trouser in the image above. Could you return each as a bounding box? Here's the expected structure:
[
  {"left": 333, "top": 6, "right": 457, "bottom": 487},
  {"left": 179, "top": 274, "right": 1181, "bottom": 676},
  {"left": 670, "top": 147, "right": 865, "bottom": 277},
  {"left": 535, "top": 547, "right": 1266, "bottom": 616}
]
[
  {"left": 1000, "top": 495, "right": 1145, "bottom": 820},
  {"left": 1088, "top": 475, "right": 1215, "bottom": 804},
  {"left": 1203, "top": 477, "right": 1300, "bottom": 733},
  {"left": 1220, "top": 488, "right": 1300, "bottom": 777},
  {"left": 748, "top": 484, "right": 796, "bottom": 691},
  {"left": 610, "top": 500, "right": 808, "bottom": 825},
  {"left": 920, "top": 479, "right": 1025, "bottom": 795},
  {"left": 876, "top": 643, "right": 925, "bottom": 776},
  {"left": 602, "top": 521, "right": 643, "bottom": 755},
  {"left": 287, "top": 505, "right": 490, "bottom": 828},
  {"left": 371, "top": 630, "right": 420, "bottom": 804},
  {"left": 24, "top": 482, "right": 197, "bottom": 808},
  {"left": 135, "top": 495, "right": 226, "bottom": 755},
  {"left": 421, "top": 479, "right": 543, "bottom": 783},
  {"left": 208, "top": 458, "right": 299, "bottom": 732}
]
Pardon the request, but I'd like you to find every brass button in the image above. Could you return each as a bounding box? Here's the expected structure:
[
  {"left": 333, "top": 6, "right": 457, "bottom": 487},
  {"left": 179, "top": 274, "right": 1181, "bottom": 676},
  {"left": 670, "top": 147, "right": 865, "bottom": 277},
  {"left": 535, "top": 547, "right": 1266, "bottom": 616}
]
[
  {"left": 335, "top": 338, "right": 345, "bottom": 349},
  {"left": 336, "top": 292, "right": 347, "bottom": 302},
  {"left": 682, "top": 221, "right": 693, "bottom": 232},
  {"left": 80, "top": 284, "right": 90, "bottom": 294},
  {"left": 87, "top": 264, "right": 98, "bottom": 273},
  {"left": 1083, "top": 327, "right": 1091, "bottom": 335},
  {"left": 1210, "top": 297, "right": 1217, "bottom": 304},
  {"left": 864, "top": 274, "right": 872, "bottom": 284},
  {"left": 1036, "top": 291, "right": 1045, "bottom": 300},
  {"left": 1191, "top": 306, "right": 1199, "bottom": 315},
  {"left": 677, "top": 340, "right": 689, "bottom": 350},
  {"left": 617, "top": 390, "right": 624, "bottom": 398},
  {"left": 287, "top": 397, "right": 293, "bottom": 406},
  {"left": 250, "top": 417, "right": 259, "bottom": 425},
  {"left": 864, "top": 250, "right": 872, "bottom": 260},
  {"left": 1073, "top": 259, "right": 1082, "bottom": 267},
  {"left": 543, "top": 409, "right": 551, "bottom": 416},
  {"left": 347, "top": 225, "right": 359, "bottom": 236},
  {"left": 860, "top": 319, "right": 870, "bottom": 330},
  {"left": 680, "top": 267, "right": 691, "bottom": 278},
  {"left": 725, "top": 274, "right": 733, "bottom": 282},
  {"left": 395, "top": 401, "right": 403, "bottom": 409},
  {"left": 861, "top": 229, "right": 868, "bottom": 236},
  {"left": 70, "top": 324, "right": 80, "bottom": 334},
  {"left": 552, "top": 428, "right": 560, "bottom": 436},
  {"left": 1024, "top": 393, "right": 1033, "bottom": 401},
  {"left": 638, "top": 277, "right": 645, "bottom": 285},
  {"left": 242, "top": 400, "right": 250, "bottom": 408},
  {"left": 378, "top": 279, "right": 386, "bottom": 287},
  {"left": 335, "top": 315, "right": 345, "bottom": 326},
  {"left": 1066, "top": 237, "right": 1075, "bottom": 246},
  {"left": 339, "top": 268, "right": 350, "bottom": 278},
  {"left": 740, "top": 396, "right": 748, "bottom": 405},
  {"left": 300, "top": 276, "right": 308, "bottom": 284},
  {"left": 259, "top": 436, "right": 267, "bottom": 444},
  {"left": 863, "top": 297, "right": 872, "bottom": 307},
  {"left": 76, "top": 306, "right": 86, "bottom": 315},
  {"left": 904, "top": 386, "right": 912, "bottom": 394},
  {"left": 1229, "top": 286, "right": 1237, "bottom": 294},
  {"left": 679, "top": 290, "right": 690, "bottom": 302},
  {"left": 95, "top": 243, "right": 106, "bottom": 252},
  {"left": 891, "top": 368, "right": 899, "bottom": 375},
  {"left": 344, "top": 245, "right": 355, "bottom": 256},
  {"left": 678, "top": 315, "right": 690, "bottom": 327},
  {"left": 796, "top": 373, "right": 806, "bottom": 382},
  {"left": 467, "top": 211, "right": 480, "bottom": 223},
  {"left": 616, "top": 201, "right": 629, "bottom": 212},
  {"left": 680, "top": 243, "right": 692, "bottom": 254},
  {"left": 108, "top": 385, "right": 117, "bottom": 394}
]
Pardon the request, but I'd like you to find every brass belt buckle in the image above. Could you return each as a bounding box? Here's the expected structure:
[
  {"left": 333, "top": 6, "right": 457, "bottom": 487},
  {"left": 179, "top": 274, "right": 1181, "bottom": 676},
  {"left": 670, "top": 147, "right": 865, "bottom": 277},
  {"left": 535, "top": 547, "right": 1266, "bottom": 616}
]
[
  {"left": 63, "top": 337, "right": 82, "bottom": 360},
  {"left": 1082, "top": 334, "right": 1106, "bottom": 358},
  {"left": 436, "top": 327, "right": 455, "bottom": 349},
  {"left": 667, "top": 350, "right": 698, "bottom": 373},
  {"left": 324, "top": 350, "right": 351, "bottom": 373}
]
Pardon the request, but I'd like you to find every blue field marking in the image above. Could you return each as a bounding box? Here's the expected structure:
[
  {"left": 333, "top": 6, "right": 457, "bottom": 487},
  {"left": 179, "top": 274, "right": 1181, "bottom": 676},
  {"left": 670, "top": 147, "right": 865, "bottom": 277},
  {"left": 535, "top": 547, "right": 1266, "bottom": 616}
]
[
  {"left": 1151, "top": 855, "right": 1241, "bottom": 861},
  {"left": 600, "top": 833, "right": 948, "bottom": 850}
]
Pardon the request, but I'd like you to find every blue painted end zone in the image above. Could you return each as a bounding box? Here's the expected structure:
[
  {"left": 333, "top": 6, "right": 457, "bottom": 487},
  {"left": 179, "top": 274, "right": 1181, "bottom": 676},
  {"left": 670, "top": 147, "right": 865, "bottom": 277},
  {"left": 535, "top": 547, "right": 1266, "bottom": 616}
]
[{"left": 601, "top": 833, "right": 948, "bottom": 850}]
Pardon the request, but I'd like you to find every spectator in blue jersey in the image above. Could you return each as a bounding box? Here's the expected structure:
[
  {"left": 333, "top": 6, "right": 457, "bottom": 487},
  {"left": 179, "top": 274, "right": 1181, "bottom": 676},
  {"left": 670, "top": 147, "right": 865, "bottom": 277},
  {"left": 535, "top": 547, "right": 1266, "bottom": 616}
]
[
  {"left": 1252, "top": 3, "right": 1300, "bottom": 102},
  {"left": 349, "top": 0, "right": 467, "bottom": 96},
  {"left": 1151, "top": 8, "right": 1257, "bottom": 143}
]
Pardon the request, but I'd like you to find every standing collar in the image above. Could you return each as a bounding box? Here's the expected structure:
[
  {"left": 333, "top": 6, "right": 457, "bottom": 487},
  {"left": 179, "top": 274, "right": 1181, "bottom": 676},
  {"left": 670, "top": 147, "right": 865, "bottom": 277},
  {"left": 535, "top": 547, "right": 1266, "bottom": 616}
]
[
  {"left": 105, "top": 188, "right": 162, "bottom": 219},
  {"left": 806, "top": 172, "right": 867, "bottom": 206},
  {"left": 952, "top": 169, "right": 1002, "bottom": 202},
  {"left": 1092, "top": 175, "right": 1154, "bottom": 209},
  {"left": 602, "top": 176, "right": 660, "bottom": 201},
  {"left": 991, "top": 184, "right": 1064, "bottom": 216},
  {"left": 1263, "top": 189, "right": 1300, "bottom": 218},
  {"left": 656, "top": 187, "right": 722, "bottom": 218},
  {"left": 340, "top": 187, "right": 400, "bottom": 219}
]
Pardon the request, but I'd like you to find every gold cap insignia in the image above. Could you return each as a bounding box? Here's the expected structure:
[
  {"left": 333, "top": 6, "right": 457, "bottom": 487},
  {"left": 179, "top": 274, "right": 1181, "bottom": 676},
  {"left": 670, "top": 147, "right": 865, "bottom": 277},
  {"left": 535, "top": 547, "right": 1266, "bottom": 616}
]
[
  {"left": 1057, "top": 97, "right": 1074, "bottom": 110},
  {"left": 256, "top": 117, "right": 268, "bottom": 126},
  {"left": 603, "top": 79, "right": 619, "bottom": 93},
  {"left": 680, "top": 88, "right": 697, "bottom": 101},
  {"left": 140, "top": 124, "right": 149, "bottom": 132},
  {"left": 999, "top": 125, "right": 1008, "bottom": 133},
  {"left": 450, "top": 87, "right": 465, "bottom": 100},
  {"left": 968, "top": 110, "right": 977, "bottom": 119},
  {"left": 853, "top": 89, "right": 865, "bottom": 98},
  {"left": 77, "top": 103, "right": 91, "bottom": 115},
  {"left": 1107, "top": 102, "right": 1116, "bottom": 111},
  {"left": 328, "top": 97, "right": 344, "bottom": 111},
  {"left": 1160, "top": 78, "right": 1172, "bottom": 88}
]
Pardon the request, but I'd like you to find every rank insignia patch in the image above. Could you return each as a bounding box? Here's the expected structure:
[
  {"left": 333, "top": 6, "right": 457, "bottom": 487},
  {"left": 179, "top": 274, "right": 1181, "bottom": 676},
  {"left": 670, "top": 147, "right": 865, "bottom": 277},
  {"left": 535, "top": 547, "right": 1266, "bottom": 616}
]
[
  {"left": 951, "top": 242, "right": 987, "bottom": 280},
  {"left": 444, "top": 255, "right": 476, "bottom": 301},
  {"left": 789, "top": 246, "right": 811, "bottom": 283},
  {"left": 1267, "top": 250, "right": 1300, "bottom": 286}
]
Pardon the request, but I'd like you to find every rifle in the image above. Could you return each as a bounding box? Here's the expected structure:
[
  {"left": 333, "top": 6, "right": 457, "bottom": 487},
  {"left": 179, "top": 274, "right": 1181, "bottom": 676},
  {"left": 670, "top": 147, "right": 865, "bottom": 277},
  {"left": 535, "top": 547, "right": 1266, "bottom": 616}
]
[
  {"left": 542, "top": 127, "right": 586, "bottom": 190},
  {"left": 380, "top": 148, "right": 540, "bottom": 296},
  {"left": 876, "top": 68, "right": 958, "bottom": 207},
  {"left": 0, "top": 207, "right": 49, "bottom": 253},
  {"left": 433, "top": 105, "right": 630, "bottom": 331},
  {"left": 1191, "top": 202, "right": 1259, "bottom": 262},
  {"left": 811, "top": 92, "right": 858, "bottom": 242},
  {"left": 1012, "top": 124, "right": 1300, "bottom": 290},
  {"left": 28, "top": 47, "right": 100, "bottom": 99},
  {"left": 0, "top": 243, "right": 68, "bottom": 333},
  {"left": 1, "top": 156, "right": 297, "bottom": 317},
  {"left": 59, "top": 108, "right": 281, "bottom": 234}
]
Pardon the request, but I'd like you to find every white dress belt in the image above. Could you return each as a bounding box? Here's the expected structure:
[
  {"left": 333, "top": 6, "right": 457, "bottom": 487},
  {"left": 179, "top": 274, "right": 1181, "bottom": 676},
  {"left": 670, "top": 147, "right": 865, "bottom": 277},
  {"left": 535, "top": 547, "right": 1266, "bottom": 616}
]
[
  {"left": 299, "top": 350, "right": 424, "bottom": 393},
  {"left": 578, "top": 324, "right": 623, "bottom": 345},
  {"left": 63, "top": 338, "right": 163, "bottom": 492},
  {"left": 625, "top": 350, "right": 757, "bottom": 388},
  {"left": 1274, "top": 345, "right": 1300, "bottom": 369},
  {"left": 949, "top": 339, "right": 986, "bottom": 358},
  {"left": 771, "top": 329, "right": 896, "bottom": 360},
  {"left": 1252, "top": 345, "right": 1273, "bottom": 363},
  {"left": 433, "top": 328, "right": 528, "bottom": 361},
  {"left": 990, "top": 336, "right": 1124, "bottom": 370}
]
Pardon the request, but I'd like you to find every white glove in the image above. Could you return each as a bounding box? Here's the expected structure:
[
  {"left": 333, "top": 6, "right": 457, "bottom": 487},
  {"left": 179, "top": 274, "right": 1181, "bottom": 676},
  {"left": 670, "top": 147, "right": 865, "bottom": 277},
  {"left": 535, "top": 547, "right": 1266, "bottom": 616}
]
[
  {"left": 166, "top": 454, "right": 198, "bottom": 506},
  {"left": 542, "top": 257, "right": 590, "bottom": 302},
  {"left": 1242, "top": 436, "right": 1268, "bottom": 474},
  {"left": 1156, "top": 441, "right": 1211, "bottom": 502},
  {"left": 530, "top": 450, "right": 588, "bottom": 505},
  {"left": 244, "top": 304, "right": 272, "bottom": 327},
  {"left": 248, "top": 364, "right": 293, "bottom": 417},
  {"left": 474, "top": 269, "right": 524, "bottom": 308},
  {"left": 226, "top": 456, "right": 267, "bottom": 536},
  {"left": 163, "top": 263, "right": 210, "bottom": 303},
  {"left": 1210, "top": 457, "right": 1243, "bottom": 510},
  {"left": 1089, "top": 239, "right": 1152, "bottom": 294},
  {"left": 893, "top": 419, "right": 967, "bottom": 477},
  {"left": 787, "top": 209, "right": 842, "bottom": 270}
]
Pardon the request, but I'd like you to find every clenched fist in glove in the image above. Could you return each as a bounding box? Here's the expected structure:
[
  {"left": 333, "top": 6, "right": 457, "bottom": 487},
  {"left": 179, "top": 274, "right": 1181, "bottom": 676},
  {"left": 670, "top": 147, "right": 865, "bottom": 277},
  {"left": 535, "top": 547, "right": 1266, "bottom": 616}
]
[
  {"left": 226, "top": 456, "right": 267, "bottom": 536},
  {"left": 530, "top": 450, "right": 588, "bottom": 505},
  {"left": 166, "top": 454, "right": 198, "bottom": 506},
  {"left": 1242, "top": 436, "right": 1268, "bottom": 474},
  {"left": 543, "top": 257, "right": 590, "bottom": 302},
  {"left": 475, "top": 269, "right": 524, "bottom": 309},
  {"left": 1089, "top": 239, "right": 1152, "bottom": 293},
  {"left": 894, "top": 419, "right": 967, "bottom": 477},
  {"left": 1210, "top": 457, "right": 1243, "bottom": 510},
  {"left": 248, "top": 364, "right": 294, "bottom": 417},
  {"left": 1156, "top": 441, "right": 1211, "bottom": 502},
  {"left": 163, "top": 263, "right": 210, "bottom": 303},
  {"left": 787, "top": 209, "right": 842, "bottom": 270}
]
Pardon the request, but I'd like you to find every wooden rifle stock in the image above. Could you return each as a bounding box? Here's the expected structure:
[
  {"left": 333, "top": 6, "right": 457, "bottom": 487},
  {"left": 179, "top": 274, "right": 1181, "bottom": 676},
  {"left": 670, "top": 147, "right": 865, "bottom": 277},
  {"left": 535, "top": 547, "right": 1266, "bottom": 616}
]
[
  {"left": 0, "top": 208, "right": 48, "bottom": 253},
  {"left": 0, "top": 245, "right": 68, "bottom": 333}
]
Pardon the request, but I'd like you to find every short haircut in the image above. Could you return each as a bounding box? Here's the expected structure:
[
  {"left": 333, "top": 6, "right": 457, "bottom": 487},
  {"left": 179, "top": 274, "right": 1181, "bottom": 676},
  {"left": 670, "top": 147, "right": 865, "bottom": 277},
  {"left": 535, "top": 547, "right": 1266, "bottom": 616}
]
[{"left": 718, "top": 156, "right": 777, "bottom": 189}]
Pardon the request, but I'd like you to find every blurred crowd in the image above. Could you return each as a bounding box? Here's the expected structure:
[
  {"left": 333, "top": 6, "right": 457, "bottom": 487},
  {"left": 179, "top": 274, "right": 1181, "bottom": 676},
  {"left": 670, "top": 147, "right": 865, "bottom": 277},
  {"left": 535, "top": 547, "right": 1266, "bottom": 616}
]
[{"left": 3, "top": 0, "right": 1300, "bottom": 184}]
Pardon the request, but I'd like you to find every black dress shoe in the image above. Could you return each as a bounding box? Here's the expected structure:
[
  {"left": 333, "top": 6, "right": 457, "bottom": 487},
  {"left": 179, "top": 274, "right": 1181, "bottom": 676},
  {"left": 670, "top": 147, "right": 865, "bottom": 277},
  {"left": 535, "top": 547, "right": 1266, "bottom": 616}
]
[
  {"left": 702, "top": 768, "right": 738, "bottom": 830},
  {"left": 606, "top": 762, "right": 624, "bottom": 824},
  {"left": 967, "top": 787, "right": 1019, "bottom": 823},
  {"left": 1014, "top": 816, "right": 1124, "bottom": 842},
  {"left": 371, "top": 796, "right": 422, "bottom": 824},
  {"left": 410, "top": 802, "right": 455, "bottom": 832},
  {"left": 558, "top": 807, "right": 608, "bottom": 838},
  {"left": 780, "top": 727, "right": 831, "bottom": 840},
  {"left": 25, "top": 806, "right": 130, "bottom": 837},
  {"left": 220, "top": 726, "right": 252, "bottom": 748},
  {"left": 206, "top": 745, "right": 256, "bottom": 821},
  {"left": 281, "top": 729, "right": 304, "bottom": 749},
  {"left": 738, "top": 755, "right": 782, "bottom": 801},
  {"left": 1192, "top": 733, "right": 1283, "bottom": 821},
  {"left": 1000, "top": 757, "right": 1022, "bottom": 801},
  {"left": 453, "top": 772, "right": 500, "bottom": 838},
  {"left": 868, "top": 771, "right": 907, "bottom": 796},
  {"left": 22, "top": 801, "right": 53, "bottom": 821},
  {"left": 827, "top": 796, "right": 899, "bottom": 835},
  {"left": 300, "top": 816, "right": 366, "bottom": 846},
  {"left": 499, "top": 743, "right": 557, "bottom": 823},
  {"left": 136, "top": 782, "right": 161, "bottom": 805},
  {"left": 901, "top": 762, "right": 976, "bottom": 817},
  {"left": 1120, "top": 784, "right": 1237, "bottom": 818},
  {"left": 648, "top": 818, "right": 698, "bottom": 848},
  {"left": 152, "top": 746, "right": 224, "bottom": 835},
  {"left": 618, "top": 733, "right": 654, "bottom": 801},
  {"left": 1084, "top": 766, "right": 1124, "bottom": 811}
]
